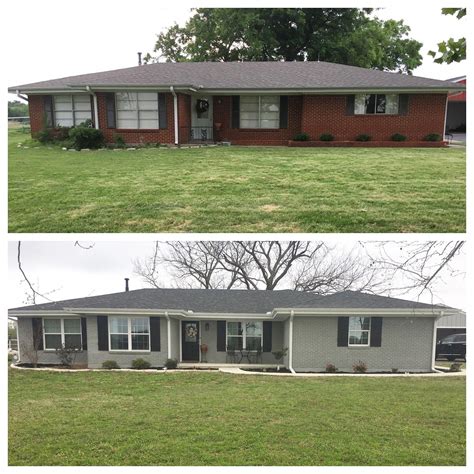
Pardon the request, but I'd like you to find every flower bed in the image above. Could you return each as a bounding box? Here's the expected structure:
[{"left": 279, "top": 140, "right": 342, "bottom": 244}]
[{"left": 288, "top": 140, "right": 448, "bottom": 148}]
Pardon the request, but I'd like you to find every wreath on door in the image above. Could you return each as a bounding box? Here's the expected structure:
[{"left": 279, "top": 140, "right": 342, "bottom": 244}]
[
  {"left": 186, "top": 325, "right": 198, "bottom": 339},
  {"left": 196, "top": 99, "right": 209, "bottom": 114}
]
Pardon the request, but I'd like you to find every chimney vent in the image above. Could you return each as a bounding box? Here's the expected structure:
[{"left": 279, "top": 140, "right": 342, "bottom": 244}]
[
  {"left": 137, "top": 52, "right": 142, "bottom": 66},
  {"left": 125, "top": 278, "right": 130, "bottom": 292}
]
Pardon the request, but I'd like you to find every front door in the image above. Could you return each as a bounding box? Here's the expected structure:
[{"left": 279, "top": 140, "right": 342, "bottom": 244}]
[
  {"left": 191, "top": 96, "right": 213, "bottom": 141},
  {"left": 182, "top": 321, "right": 200, "bottom": 361}
]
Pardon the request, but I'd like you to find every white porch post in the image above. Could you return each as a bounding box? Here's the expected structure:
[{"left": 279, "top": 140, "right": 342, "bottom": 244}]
[
  {"left": 170, "top": 86, "right": 179, "bottom": 145},
  {"left": 165, "top": 311, "right": 171, "bottom": 360},
  {"left": 288, "top": 310, "right": 295, "bottom": 374}
]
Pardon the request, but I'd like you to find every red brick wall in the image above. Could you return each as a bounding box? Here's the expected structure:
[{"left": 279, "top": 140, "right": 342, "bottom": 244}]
[
  {"left": 213, "top": 95, "right": 303, "bottom": 145},
  {"left": 28, "top": 95, "right": 47, "bottom": 134},
  {"left": 27, "top": 92, "right": 447, "bottom": 144},
  {"left": 300, "top": 94, "right": 447, "bottom": 141}
]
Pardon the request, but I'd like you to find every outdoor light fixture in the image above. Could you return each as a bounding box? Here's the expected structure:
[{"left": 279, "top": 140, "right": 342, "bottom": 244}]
[{"left": 205, "top": 322, "right": 210, "bottom": 331}]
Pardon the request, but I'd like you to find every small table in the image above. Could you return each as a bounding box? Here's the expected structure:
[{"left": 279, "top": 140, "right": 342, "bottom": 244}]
[{"left": 239, "top": 348, "right": 252, "bottom": 364}]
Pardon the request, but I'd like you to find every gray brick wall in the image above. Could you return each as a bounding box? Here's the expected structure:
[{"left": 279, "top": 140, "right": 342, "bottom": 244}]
[
  {"left": 86, "top": 315, "right": 168, "bottom": 368},
  {"left": 17, "top": 317, "right": 88, "bottom": 366},
  {"left": 291, "top": 316, "right": 435, "bottom": 372}
]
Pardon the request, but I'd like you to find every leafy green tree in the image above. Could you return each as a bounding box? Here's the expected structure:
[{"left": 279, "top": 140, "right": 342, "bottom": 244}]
[
  {"left": 8, "top": 100, "right": 28, "bottom": 118},
  {"left": 146, "top": 8, "right": 423, "bottom": 73},
  {"left": 428, "top": 8, "right": 466, "bottom": 64}
]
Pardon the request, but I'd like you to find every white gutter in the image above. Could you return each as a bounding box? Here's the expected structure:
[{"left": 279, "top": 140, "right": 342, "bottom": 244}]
[
  {"left": 288, "top": 310, "right": 295, "bottom": 374},
  {"left": 170, "top": 86, "right": 179, "bottom": 145},
  {"left": 443, "top": 94, "right": 449, "bottom": 140},
  {"left": 15, "top": 90, "right": 28, "bottom": 102},
  {"left": 431, "top": 311, "right": 444, "bottom": 372},
  {"left": 86, "top": 86, "right": 100, "bottom": 130},
  {"left": 165, "top": 311, "right": 172, "bottom": 360}
]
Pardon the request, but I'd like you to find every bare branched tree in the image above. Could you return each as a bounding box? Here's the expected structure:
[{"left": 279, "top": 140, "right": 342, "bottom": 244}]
[{"left": 361, "top": 241, "right": 465, "bottom": 301}]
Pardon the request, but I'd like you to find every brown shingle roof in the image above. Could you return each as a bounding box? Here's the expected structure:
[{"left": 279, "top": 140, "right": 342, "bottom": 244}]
[{"left": 9, "top": 61, "right": 463, "bottom": 92}]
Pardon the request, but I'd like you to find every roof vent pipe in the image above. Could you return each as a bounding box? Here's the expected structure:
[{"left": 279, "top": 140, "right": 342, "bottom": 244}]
[
  {"left": 124, "top": 278, "right": 130, "bottom": 292},
  {"left": 137, "top": 52, "right": 142, "bottom": 66}
]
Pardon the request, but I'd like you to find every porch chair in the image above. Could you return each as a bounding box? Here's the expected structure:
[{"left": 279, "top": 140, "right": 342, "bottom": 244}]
[
  {"left": 250, "top": 343, "right": 263, "bottom": 364},
  {"left": 226, "top": 346, "right": 238, "bottom": 363}
]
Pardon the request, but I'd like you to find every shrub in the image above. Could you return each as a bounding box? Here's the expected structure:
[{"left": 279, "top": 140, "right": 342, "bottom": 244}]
[
  {"left": 391, "top": 133, "right": 407, "bottom": 142},
  {"left": 102, "top": 360, "right": 120, "bottom": 370},
  {"left": 113, "top": 133, "right": 126, "bottom": 148},
  {"left": 293, "top": 132, "right": 310, "bottom": 141},
  {"left": 319, "top": 133, "right": 334, "bottom": 142},
  {"left": 424, "top": 133, "right": 442, "bottom": 142},
  {"left": 391, "top": 368, "right": 399, "bottom": 373},
  {"left": 355, "top": 134, "right": 371, "bottom": 142},
  {"left": 352, "top": 360, "right": 367, "bottom": 373},
  {"left": 325, "top": 363, "right": 337, "bottom": 373},
  {"left": 55, "top": 125, "right": 72, "bottom": 141},
  {"left": 68, "top": 126, "right": 104, "bottom": 150},
  {"left": 131, "top": 358, "right": 151, "bottom": 370},
  {"left": 34, "top": 129, "right": 54, "bottom": 143},
  {"left": 449, "top": 363, "right": 462, "bottom": 372},
  {"left": 164, "top": 358, "right": 178, "bottom": 369},
  {"left": 55, "top": 345, "right": 79, "bottom": 367}
]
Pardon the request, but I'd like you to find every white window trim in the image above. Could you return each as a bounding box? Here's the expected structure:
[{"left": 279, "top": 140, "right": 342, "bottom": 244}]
[
  {"left": 240, "top": 96, "right": 280, "bottom": 129},
  {"left": 226, "top": 320, "right": 263, "bottom": 351},
  {"left": 354, "top": 93, "right": 399, "bottom": 116},
  {"left": 53, "top": 95, "right": 92, "bottom": 127},
  {"left": 115, "top": 92, "right": 160, "bottom": 130},
  {"left": 108, "top": 316, "right": 151, "bottom": 352},
  {"left": 348, "top": 317, "right": 371, "bottom": 347},
  {"left": 42, "top": 317, "right": 82, "bottom": 351}
]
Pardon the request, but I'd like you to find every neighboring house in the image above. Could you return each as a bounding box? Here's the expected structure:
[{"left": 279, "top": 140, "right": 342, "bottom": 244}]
[
  {"left": 8, "top": 288, "right": 461, "bottom": 372},
  {"left": 8, "top": 61, "right": 464, "bottom": 146},
  {"left": 446, "top": 75, "right": 466, "bottom": 132},
  {"left": 436, "top": 310, "right": 466, "bottom": 341}
]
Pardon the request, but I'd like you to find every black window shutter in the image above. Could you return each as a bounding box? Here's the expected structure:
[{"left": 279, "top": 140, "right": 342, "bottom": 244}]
[
  {"left": 263, "top": 321, "right": 272, "bottom": 352},
  {"left": 97, "top": 316, "right": 109, "bottom": 351},
  {"left": 231, "top": 96, "right": 240, "bottom": 128},
  {"left": 158, "top": 93, "right": 167, "bottom": 129},
  {"left": 43, "top": 96, "right": 54, "bottom": 127},
  {"left": 337, "top": 317, "right": 349, "bottom": 347},
  {"left": 217, "top": 320, "right": 226, "bottom": 351},
  {"left": 345, "top": 95, "right": 355, "bottom": 115},
  {"left": 32, "top": 318, "right": 44, "bottom": 350},
  {"left": 370, "top": 317, "right": 383, "bottom": 347},
  {"left": 279, "top": 96, "right": 289, "bottom": 129},
  {"left": 105, "top": 93, "right": 116, "bottom": 128},
  {"left": 150, "top": 317, "right": 161, "bottom": 352},
  {"left": 81, "top": 317, "right": 88, "bottom": 350},
  {"left": 89, "top": 96, "right": 95, "bottom": 127},
  {"left": 399, "top": 94, "right": 409, "bottom": 115}
]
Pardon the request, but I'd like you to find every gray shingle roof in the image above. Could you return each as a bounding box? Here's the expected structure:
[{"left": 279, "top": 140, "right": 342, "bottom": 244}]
[
  {"left": 9, "top": 289, "right": 447, "bottom": 314},
  {"left": 9, "top": 61, "right": 462, "bottom": 92}
]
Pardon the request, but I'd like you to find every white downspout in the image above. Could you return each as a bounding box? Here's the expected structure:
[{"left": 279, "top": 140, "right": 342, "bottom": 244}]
[
  {"left": 86, "top": 86, "right": 99, "bottom": 130},
  {"left": 15, "top": 90, "right": 28, "bottom": 102},
  {"left": 432, "top": 312, "right": 443, "bottom": 372},
  {"left": 443, "top": 94, "right": 449, "bottom": 141},
  {"left": 288, "top": 310, "right": 296, "bottom": 374},
  {"left": 170, "top": 86, "right": 179, "bottom": 145},
  {"left": 165, "top": 311, "right": 171, "bottom": 360},
  {"left": 10, "top": 317, "right": 20, "bottom": 363}
]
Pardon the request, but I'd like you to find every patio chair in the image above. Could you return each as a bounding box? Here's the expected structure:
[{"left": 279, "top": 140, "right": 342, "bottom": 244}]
[
  {"left": 226, "top": 346, "right": 238, "bottom": 363},
  {"left": 250, "top": 343, "right": 263, "bottom": 364}
]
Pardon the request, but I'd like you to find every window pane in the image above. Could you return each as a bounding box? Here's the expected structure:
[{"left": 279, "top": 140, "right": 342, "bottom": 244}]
[
  {"left": 349, "top": 331, "right": 369, "bottom": 345},
  {"left": 131, "top": 317, "right": 149, "bottom": 334},
  {"left": 44, "top": 319, "right": 61, "bottom": 333},
  {"left": 260, "top": 96, "right": 279, "bottom": 112},
  {"left": 246, "top": 321, "right": 262, "bottom": 336},
  {"left": 139, "top": 119, "right": 159, "bottom": 129},
  {"left": 354, "top": 94, "right": 366, "bottom": 115},
  {"left": 55, "top": 111, "right": 74, "bottom": 120},
  {"left": 386, "top": 94, "right": 399, "bottom": 114},
  {"left": 64, "top": 334, "right": 82, "bottom": 349},
  {"left": 73, "top": 98, "right": 92, "bottom": 111},
  {"left": 260, "top": 119, "right": 279, "bottom": 129},
  {"left": 64, "top": 319, "right": 81, "bottom": 333},
  {"left": 111, "top": 334, "right": 129, "bottom": 350},
  {"left": 240, "top": 119, "right": 259, "bottom": 129},
  {"left": 110, "top": 317, "right": 128, "bottom": 334},
  {"left": 117, "top": 118, "right": 138, "bottom": 129},
  {"left": 75, "top": 111, "right": 92, "bottom": 122},
  {"left": 365, "top": 94, "right": 376, "bottom": 114},
  {"left": 349, "top": 317, "right": 370, "bottom": 331},
  {"left": 137, "top": 92, "right": 158, "bottom": 102},
  {"left": 116, "top": 92, "right": 138, "bottom": 110},
  {"left": 139, "top": 110, "right": 159, "bottom": 120},
  {"left": 132, "top": 334, "right": 149, "bottom": 350},
  {"left": 138, "top": 100, "right": 158, "bottom": 111},
  {"left": 227, "top": 336, "right": 242, "bottom": 350},
  {"left": 54, "top": 96, "right": 72, "bottom": 111},
  {"left": 246, "top": 337, "right": 262, "bottom": 350},
  {"left": 45, "top": 334, "right": 62, "bottom": 349},
  {"left": 227, "top": 322, "right": 242, "bottom": 336},
  {"left": 376, "top": 94, "right": 386, "bottom": 114}
]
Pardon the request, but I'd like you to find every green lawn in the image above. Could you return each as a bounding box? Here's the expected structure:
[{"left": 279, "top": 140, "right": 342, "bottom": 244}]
[
  {"left": 8, "top": 129, "right": 465, "bottom": 232},
  {"left": 9, "top": 369, "right": 465, "bottom": 466}
]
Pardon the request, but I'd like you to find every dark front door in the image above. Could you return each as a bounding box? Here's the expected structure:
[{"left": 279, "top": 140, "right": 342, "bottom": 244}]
[{"left": 182, "top": 321, "right": 200, "bottom": 361}]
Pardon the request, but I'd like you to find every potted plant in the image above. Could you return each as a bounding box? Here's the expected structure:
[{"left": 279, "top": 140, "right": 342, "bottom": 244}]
[
  {"left": 200, "top": 343, "right": 208, "bottom": 362},
  {"left": 271, "top": 347, "right": 288, "bottom": 371}
]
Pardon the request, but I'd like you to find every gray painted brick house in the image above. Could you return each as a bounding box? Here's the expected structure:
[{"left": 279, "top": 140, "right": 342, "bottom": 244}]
[{"left": 9, "top": 288, "right": 460, "bottom": 372}]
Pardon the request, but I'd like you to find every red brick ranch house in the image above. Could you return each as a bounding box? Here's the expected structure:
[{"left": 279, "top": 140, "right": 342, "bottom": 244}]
[{"left": 9, "top": 61, "right": 464, "bottom": 146}]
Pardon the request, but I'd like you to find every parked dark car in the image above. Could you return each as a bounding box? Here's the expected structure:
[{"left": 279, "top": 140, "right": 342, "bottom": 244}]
[{"left": 436, "top": 333, "right": 466, "bottom": 361}]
